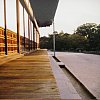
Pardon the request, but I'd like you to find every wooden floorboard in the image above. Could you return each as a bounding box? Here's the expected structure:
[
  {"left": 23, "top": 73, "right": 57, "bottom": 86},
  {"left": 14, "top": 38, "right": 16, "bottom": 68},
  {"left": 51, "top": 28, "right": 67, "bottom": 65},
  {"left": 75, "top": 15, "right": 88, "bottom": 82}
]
[{"left": 0, "top": 49, "right": 60, "bottom": 99}]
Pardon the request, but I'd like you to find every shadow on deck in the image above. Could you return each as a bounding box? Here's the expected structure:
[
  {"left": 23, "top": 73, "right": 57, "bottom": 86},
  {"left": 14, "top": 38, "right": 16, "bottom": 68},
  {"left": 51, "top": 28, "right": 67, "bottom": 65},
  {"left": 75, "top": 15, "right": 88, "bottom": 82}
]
[{"left": 0, "top": 49, "right": 60, "bottom": 99}]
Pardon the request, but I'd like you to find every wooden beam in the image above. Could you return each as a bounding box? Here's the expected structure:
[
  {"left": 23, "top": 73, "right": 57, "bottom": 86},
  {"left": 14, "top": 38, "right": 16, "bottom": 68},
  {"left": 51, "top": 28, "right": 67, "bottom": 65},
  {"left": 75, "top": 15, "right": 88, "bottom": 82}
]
[
  {"left": 4, "top": 0, "right": 7, "bottom": 55},
  {"left": 16, "top": 0, "right": 20, "bottom": 53}
]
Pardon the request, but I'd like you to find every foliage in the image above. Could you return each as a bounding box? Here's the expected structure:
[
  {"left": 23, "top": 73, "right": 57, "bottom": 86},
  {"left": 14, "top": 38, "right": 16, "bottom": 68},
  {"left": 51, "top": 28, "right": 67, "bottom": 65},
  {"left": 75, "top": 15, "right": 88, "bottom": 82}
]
[
  {"left": 40, "top": 23, "right": 100, "bottom": 52},
  {"left": 75, "top": 23, "right": 100, "bottom": 50},
  {"left": 40, "top": 36, "right": 49, "bottom": 49},
  {"left": 75, "top": 23, "right": 97, "bottom": 36}
]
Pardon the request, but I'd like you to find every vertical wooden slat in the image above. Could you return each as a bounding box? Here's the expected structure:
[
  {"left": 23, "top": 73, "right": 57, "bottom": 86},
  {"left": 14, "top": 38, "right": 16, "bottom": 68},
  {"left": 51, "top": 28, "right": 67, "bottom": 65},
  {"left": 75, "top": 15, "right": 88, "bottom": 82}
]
[
  {"left": 16, "top": 0, "right": 20, "bottom": 53},
  {"left": 4, "top": 0, "right": 7, "bottom": 55},
  {"left": 23, "top": 7, "right": 25, "bottom": 51}
]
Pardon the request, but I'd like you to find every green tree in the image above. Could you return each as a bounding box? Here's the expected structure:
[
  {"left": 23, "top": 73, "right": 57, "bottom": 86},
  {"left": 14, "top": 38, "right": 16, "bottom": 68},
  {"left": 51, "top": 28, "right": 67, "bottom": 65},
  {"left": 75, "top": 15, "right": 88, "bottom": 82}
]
[
  {"left": 40, "top": 36, "right": 49, "bottom": 49},
  {"left": 55, "top": 31, "right": 70, "bottom": 51},
  {"left": 48, "top": 34, "right": 53, "bottom": 50},
  {"left": 40, "top": 23, "right": 100, "bottom": 52},
  {"left": 55, "top": 31, "right": 65, "bottom": 51},
  {"left": 75, "top": 23, "right": 99, "bottom": 50},
  {"left": 75, "top": 23, "right": 97, "bottom": 37},
  {"left": 93, "top": 24, "right": 100, "bottom": 50},
  {"left": 69, "top": 34, "right": 87, "bottom": 51}
]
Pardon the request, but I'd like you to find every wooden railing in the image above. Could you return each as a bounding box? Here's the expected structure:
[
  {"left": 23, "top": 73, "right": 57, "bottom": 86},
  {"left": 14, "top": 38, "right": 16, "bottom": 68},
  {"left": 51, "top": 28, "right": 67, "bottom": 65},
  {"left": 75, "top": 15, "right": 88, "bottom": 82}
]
[{"left": 0, "top": 27, "right": 37, "bottom": 56}]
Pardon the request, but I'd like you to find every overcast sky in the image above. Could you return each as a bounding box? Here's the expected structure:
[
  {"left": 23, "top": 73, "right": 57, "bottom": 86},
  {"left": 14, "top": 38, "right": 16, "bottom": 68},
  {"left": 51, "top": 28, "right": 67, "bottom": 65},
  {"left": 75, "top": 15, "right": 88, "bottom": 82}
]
[
  {"left": 0, "top": 0, "right": 100, "bottom": 37},
  {"left": 39, "top": 0, "right": 100, "bottom": 37}
]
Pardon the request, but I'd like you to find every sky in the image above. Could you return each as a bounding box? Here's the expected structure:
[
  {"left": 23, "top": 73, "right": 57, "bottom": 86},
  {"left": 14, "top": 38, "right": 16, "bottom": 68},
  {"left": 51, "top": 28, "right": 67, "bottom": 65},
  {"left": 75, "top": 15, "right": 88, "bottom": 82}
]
[
  {"left": 0, "top": 0, "right": 100, "bottom": 38},
  {"left": 39, "top": 0, "right": 100, "bottom": 37},
  {"left": 0, "top": 0, "right": 31, "bottom": 38}
]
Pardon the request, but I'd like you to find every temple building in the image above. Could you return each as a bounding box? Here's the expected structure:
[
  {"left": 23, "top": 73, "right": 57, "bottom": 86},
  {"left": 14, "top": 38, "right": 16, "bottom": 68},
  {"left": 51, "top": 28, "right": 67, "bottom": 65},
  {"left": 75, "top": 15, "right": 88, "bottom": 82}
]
[{"left": 0, "top": 0, "right": 59, "bottom": 55}]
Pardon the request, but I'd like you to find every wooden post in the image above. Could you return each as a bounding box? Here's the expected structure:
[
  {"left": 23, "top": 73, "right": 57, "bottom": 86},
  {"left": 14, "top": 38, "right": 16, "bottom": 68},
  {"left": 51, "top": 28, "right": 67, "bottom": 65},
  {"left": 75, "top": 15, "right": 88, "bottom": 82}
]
[
  {"left": 36, "top": 30, "right": 37, "bottom": 49},
  {"left": 23, "top": 7, "right": 25, "bottom": 51},
  {"left": 30, "top": 21, "right": 32, "bottom": 50},
  {"left": 34, "top": 27, "right": 36, "bottom": 49},
  {"left": 38, "top": 34, "right": 40, "bottom": 48},
  {"left": 16, "top": 0, "right": 20, "bottom": 53},
  {"left": 29, "top": 20, "right": 31, "bottom": 50},
  {"left": 33, "top": 23, "right": 35, "bottom": 50},
  {"left": 4, "top": 0, "right": 7, "bottom": 55},
  {"left": 28, "top": 16, "right": 30, "bottom": 51}
]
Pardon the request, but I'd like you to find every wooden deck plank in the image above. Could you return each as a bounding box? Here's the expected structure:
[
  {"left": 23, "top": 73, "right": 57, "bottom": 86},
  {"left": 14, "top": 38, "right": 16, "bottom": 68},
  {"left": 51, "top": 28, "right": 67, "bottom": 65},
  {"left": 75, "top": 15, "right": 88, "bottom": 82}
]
[{"left": 0, "top": 50, "right": 60, "bottom": 99}]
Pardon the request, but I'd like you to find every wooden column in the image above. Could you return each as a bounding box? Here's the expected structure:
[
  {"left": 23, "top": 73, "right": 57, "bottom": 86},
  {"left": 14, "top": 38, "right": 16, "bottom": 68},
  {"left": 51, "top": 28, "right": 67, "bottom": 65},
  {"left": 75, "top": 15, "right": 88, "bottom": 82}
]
[
  {"left": 37, "top": 32, "right": 40, "bottom": 49},
  {"left": 16, "top": 0, "right": 20, "bottom": 53},
  {"left": 4, "top": 0, "right": 7, "bottom": 55},
  {"left": 29, "top": 20, "right": 31, "bottom": 50},
  {"left": 28, "top": 16, "right": 30, "bottom": 51},
  {"left": 31, "top": 22, "right": 32, "bottom": 50},
  {"left": 38, "top": 34, "right": 40, "bottom": 48},
  {"left": 34, "top": 28, "right": 36, "bottom": 49},
  {"left": 23, "top": 7, "right": 25, "bottom": 51},
  {"left": 36, "top": 30, "right": 38, "bottom": 49},
  {"left": 33, "top": 23, "right": 35, "bottom": 50}
]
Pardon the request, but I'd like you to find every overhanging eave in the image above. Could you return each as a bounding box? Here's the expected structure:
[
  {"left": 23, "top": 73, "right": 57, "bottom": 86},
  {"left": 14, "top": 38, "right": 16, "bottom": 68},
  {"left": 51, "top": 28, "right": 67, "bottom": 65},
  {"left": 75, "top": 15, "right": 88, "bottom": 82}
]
[{"left": 30, "top": 0, "right": 59, "bottom": 27}]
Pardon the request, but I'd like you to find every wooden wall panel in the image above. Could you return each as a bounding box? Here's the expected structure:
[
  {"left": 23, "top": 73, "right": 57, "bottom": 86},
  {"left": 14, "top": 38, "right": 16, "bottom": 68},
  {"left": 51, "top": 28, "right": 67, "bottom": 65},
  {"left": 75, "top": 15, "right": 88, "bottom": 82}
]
[
  {"left": 0, "top": 27, "right": 38, "bottom": 56},
  {"left": 0, "top": 27, "right": 5, "bottom": 55},
  {"left": 7, "top": 29, "right": 17, "bottom": 54}
]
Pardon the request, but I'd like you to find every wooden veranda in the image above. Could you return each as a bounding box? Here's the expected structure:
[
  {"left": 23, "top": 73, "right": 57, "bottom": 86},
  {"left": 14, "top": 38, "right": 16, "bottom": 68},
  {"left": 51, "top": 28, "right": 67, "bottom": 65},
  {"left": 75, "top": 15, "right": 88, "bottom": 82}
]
[
  {"left": 0, "top": 0, "right": 60, "bottom": 99},
  {"left": 0, "top": 49, "right": 60, "bottom": 99}
]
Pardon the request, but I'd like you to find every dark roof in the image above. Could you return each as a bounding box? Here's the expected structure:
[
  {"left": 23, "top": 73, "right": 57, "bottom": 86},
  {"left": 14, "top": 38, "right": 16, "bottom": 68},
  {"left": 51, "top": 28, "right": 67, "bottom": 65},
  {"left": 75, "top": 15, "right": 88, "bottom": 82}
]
[{"left": 30, "top": 0, "right": 59, "bottom": 27}]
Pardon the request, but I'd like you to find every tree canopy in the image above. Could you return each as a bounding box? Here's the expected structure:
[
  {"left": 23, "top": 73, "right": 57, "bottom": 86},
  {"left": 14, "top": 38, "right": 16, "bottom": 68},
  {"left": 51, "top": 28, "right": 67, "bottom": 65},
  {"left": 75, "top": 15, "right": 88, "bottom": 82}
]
[
  {"left": 40, "top": 23, "right": 100, "bottom": 52},
  {"left": 75, "top": 23, "right": 100, "bottom": 50}
]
